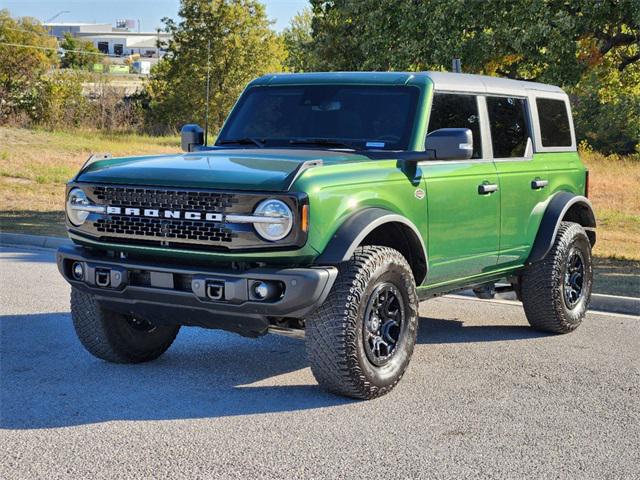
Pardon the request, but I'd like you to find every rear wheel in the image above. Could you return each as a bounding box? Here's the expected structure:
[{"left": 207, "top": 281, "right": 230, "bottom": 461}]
[
  {"left": 306, "top": 246, "right": 418, "bottom": 399},
  {"left": 521, "top": 221, "right": 593, "bottom": 333},
  {"left": 71, "top": 287, "right": 180, "bottom": 363}
]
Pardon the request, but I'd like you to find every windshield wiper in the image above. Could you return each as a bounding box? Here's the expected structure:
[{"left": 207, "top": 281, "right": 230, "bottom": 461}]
[
  {"left": 217, "top": 137, "right": 265, "bottom": 148},
  {"left": 289, "top": 138, "right": 356, "bottom": 150}
]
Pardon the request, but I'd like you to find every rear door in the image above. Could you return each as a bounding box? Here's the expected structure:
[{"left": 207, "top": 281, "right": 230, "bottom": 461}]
[
  {"left": 422, "top": 92, "right": 501, "bottom": 285},
  {"left": 488, "top": 95, "right": 547, "bottom": 267}
]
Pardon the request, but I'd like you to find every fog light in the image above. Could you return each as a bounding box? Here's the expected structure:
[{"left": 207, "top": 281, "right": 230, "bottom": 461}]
[
  {"left": 253, "top": 281, "right": 269, "bottom": 299},
  {"left": 251, "top": 281, "right": 284, "bottom": 301},
  {"left": 72, "top": 262, "right": 84, "bottom": 280}
]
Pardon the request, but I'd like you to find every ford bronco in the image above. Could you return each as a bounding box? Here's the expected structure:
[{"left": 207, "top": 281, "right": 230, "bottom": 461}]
[{"left": 58, "top": 72, "right": 595, "bottom": 399}]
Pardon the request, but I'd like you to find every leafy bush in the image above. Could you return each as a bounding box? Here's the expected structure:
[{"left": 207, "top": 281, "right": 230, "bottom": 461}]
[
  {"left": 0, "top": 10, "right": 58, "bottom": 123},
  {"left": 31, "top": 70, "right": 90, "bottom": 128},
  {"left": 59, "top": 32, "right": 100, "bottom": 69}
]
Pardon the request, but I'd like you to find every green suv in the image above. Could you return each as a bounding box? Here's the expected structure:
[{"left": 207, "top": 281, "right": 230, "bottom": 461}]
[{"left": 58, "top": 72, "right": 595, "bottom": 399}]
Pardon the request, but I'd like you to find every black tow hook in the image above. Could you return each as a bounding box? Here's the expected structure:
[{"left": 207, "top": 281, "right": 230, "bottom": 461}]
[
  {"left": 95, "top": 268, "right": 111, "bottom": 287},
  {"left": 206, "top": 280, "right": 225, "bottom": 300}
]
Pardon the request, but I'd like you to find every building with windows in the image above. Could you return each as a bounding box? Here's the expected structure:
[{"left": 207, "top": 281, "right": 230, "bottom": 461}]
[
  {"left": 44, "top": 21, "right": 171, "bottom": 58},
  {"left": 76, "top": 31, "right": 170, "bottom": 58}
]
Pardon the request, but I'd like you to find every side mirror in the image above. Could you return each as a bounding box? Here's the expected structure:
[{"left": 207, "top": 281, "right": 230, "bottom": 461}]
[
  {"left": 425, "top": 128, "right": 473, "bottom": 160},
  {"left": 181, "top": 124, "right": 204, "bottom": 152}
]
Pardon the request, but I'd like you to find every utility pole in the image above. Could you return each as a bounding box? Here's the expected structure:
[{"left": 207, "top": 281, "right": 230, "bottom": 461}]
[{"left": 204, "top": 39, "right": 212, "bottom": 146}]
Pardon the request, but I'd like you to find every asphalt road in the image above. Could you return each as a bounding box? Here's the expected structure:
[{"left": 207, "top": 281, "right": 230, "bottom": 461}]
[{"left": 1, "top": 246, "right": 638, "bottom": 479}]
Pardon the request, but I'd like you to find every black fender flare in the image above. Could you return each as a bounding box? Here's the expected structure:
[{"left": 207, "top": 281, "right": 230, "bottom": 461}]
[
  {"left": 314, "top": 207, "right": 428, "bottom": 270},
  {"left": 527, "top": 192, "right": 596, "bottom": 264}
]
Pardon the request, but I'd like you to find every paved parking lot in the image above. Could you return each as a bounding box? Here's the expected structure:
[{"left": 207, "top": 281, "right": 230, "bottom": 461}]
[{"left": 1, "top": 246, "right": 638, "bottom": 479}]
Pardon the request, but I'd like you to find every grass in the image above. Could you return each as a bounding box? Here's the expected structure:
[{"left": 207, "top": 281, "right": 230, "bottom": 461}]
[
  {"left": 0, "top": 127, "right": 638, "bottom": 296},
  {"left": 0, "top": 127, "right": 180, "bottom": 212},
  {"left": 581, "top": 150, "right": 640, "bottom": 261}
]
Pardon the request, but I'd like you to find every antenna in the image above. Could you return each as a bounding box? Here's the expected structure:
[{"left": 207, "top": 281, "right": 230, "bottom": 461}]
[{"left": 204, "top": 39, "right": 211, "bottom": 146}]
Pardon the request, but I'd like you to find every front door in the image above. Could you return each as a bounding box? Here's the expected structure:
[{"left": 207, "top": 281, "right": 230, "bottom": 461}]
[{"left": 422, "top": 92, "right": 501, "bottom": 285}]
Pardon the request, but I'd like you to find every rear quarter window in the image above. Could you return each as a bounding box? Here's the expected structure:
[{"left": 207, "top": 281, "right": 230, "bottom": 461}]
[{"left": 536, "top": 98, "right": 572, "bottom": 147}]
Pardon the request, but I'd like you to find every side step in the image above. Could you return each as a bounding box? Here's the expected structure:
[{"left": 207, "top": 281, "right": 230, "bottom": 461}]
[{"left": 472, "top": 283, "right": 515, "bottom": 300}]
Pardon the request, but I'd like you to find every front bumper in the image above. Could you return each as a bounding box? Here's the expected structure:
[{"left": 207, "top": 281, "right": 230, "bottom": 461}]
[{"left": 57, "top": 245, "right": 337, "bottom": 337}]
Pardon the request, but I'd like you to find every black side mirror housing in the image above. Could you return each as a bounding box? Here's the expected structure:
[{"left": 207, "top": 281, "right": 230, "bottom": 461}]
[
  {"left": 181, "top": 124, "right": 204, "bottom": 152},
  {"left": 425, "top": 128, "right": 473, "bottom": 160}
]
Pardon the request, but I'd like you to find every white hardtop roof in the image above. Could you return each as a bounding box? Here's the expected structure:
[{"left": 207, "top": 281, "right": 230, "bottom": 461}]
[{"left": 425, "top": 71, "right": 565, "bottom": 96}]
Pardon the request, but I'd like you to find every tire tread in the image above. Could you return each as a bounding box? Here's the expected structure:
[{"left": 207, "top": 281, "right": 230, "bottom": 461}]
[
  {"left": 306, "top": 246, "right": 417, "bottom": 399},
  {"left": 71, "top": 288, "right": 179, "bottom": 363},
  {"left": 521, "top": 221, "right": 592, "bottom": 333}
]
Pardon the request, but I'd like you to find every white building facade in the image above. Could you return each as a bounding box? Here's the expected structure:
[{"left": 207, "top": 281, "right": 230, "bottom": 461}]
[{"left": 44, "top": 22, "right": 171, "bottom": 58}]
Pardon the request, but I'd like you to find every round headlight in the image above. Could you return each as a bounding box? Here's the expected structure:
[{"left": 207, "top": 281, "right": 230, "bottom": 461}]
[
  {"left": 253, "top": 199, "right": 293, "bottom": 241},
  {"left": 66, "top": 188, "right": 90, "bottom": 226}
]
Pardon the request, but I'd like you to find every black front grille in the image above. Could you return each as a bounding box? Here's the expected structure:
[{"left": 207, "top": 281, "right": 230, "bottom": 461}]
[
  {"left": 93, "top": 186, "right": 236, "bottom": 211},
  {"left": 73, "top": 184, "right": 307, "bottom": 251},
  {"left": 94, "top": 216, "right": 234, "bottom": 243}
]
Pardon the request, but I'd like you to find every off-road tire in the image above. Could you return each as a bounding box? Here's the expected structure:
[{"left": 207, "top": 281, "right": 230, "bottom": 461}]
[
  {"left": 521, "top": 221, "right": 593, "bottom": 333},
  {"left": 71, "top": 287, "right": 180, "bottom": 363},
  {"left": 306, "top": 246, "right": 418, "bottom": 400}
]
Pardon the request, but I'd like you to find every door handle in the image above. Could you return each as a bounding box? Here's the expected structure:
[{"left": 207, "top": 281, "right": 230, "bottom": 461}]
[
  {"left": 531, "top": 179, "right": 549, "bottom": 190},
  {"left": 478, "top": 183, "right": 498, "bottom": 195}
]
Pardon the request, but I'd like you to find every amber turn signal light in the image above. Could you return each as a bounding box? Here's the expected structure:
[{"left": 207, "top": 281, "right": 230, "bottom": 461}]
[{"left": 301, "top": 204, "right": 309, "bottom": 232}]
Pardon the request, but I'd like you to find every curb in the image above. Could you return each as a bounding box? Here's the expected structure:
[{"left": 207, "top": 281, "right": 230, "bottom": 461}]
[
  {"left": 2, "top": 232, "right": 638, "bottom": 317},
  {"left": 456, "top": 289, "right": 639, "bottom": 317},
  {"left": 0, "top": 232, "right": 72, "bottom": 250}
]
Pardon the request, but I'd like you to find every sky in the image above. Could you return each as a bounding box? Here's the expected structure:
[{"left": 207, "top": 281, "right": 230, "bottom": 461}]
[{"left": 1, "top": 0, "right": 309, "bottom": 31}]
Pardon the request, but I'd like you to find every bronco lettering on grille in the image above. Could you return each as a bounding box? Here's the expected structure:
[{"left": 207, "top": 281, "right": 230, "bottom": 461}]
[{"left": 106, "top": 206, "right": 222, "bottom": 222}]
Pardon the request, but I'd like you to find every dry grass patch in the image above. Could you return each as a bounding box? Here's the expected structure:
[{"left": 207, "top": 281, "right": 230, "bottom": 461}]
[
  {"left": 581, "top": 150, "right": 640, "bottom": 260},
  {"left": 0, "top": 127, "right": 180, "bottom": 212}
]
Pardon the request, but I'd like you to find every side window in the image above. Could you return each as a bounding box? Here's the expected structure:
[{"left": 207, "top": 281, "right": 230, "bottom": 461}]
[
  {"left": 536, "top": 98, "right": 572, "bottom": 147},
  {"left": 428, "top": 93, "right": 482, "bottom": 159},
  {"left": 486, "top": 96, "right": 529, "bottom": 158}
]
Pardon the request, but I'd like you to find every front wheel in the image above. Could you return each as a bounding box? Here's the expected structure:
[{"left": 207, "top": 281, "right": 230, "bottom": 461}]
[
  {"left": 306, "top": 246, "right": 418, "bottom": 399},
  {"left": 71, "top": 288, "right": 180, "bottom": 363},
  {"left": 521, "top": 221, "right": 593, "bottom": 333}
]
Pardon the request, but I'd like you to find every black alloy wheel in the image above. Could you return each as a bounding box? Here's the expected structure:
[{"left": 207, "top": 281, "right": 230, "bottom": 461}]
[
  {"left": 563, "top": 248, "right": 585, "bottom": 309},
  {"left": 363, "top": 283, "right": 405, "bottom": 366}
]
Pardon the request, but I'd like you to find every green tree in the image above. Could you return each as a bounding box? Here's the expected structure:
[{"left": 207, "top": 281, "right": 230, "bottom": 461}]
[
  {"left": 0, "top": 9, "right": 59, "bottom": 121},
  {"left": 146, "top": 0, "right": 286, "bottom": 133},
  {"left": 59, "top": 32, "right": 100, "bottom": 69},
  {"left": 309, "top": 0, "right": 640, "bottom": 152},
  {"left": 282, "top": 8, "right": 316, "bottom": 72},
  {"left": 310, "top": 0, "right": 639, "bottom": 82}
]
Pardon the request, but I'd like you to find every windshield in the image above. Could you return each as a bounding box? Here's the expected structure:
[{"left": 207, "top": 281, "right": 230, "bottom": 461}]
[{"left": 217, "top": 85, "right": 419, "bottom": 151}]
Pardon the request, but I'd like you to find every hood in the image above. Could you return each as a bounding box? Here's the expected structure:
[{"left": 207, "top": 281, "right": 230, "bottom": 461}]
[{"left": 76, "top": 148, "right": 370, "bottom": 191}]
